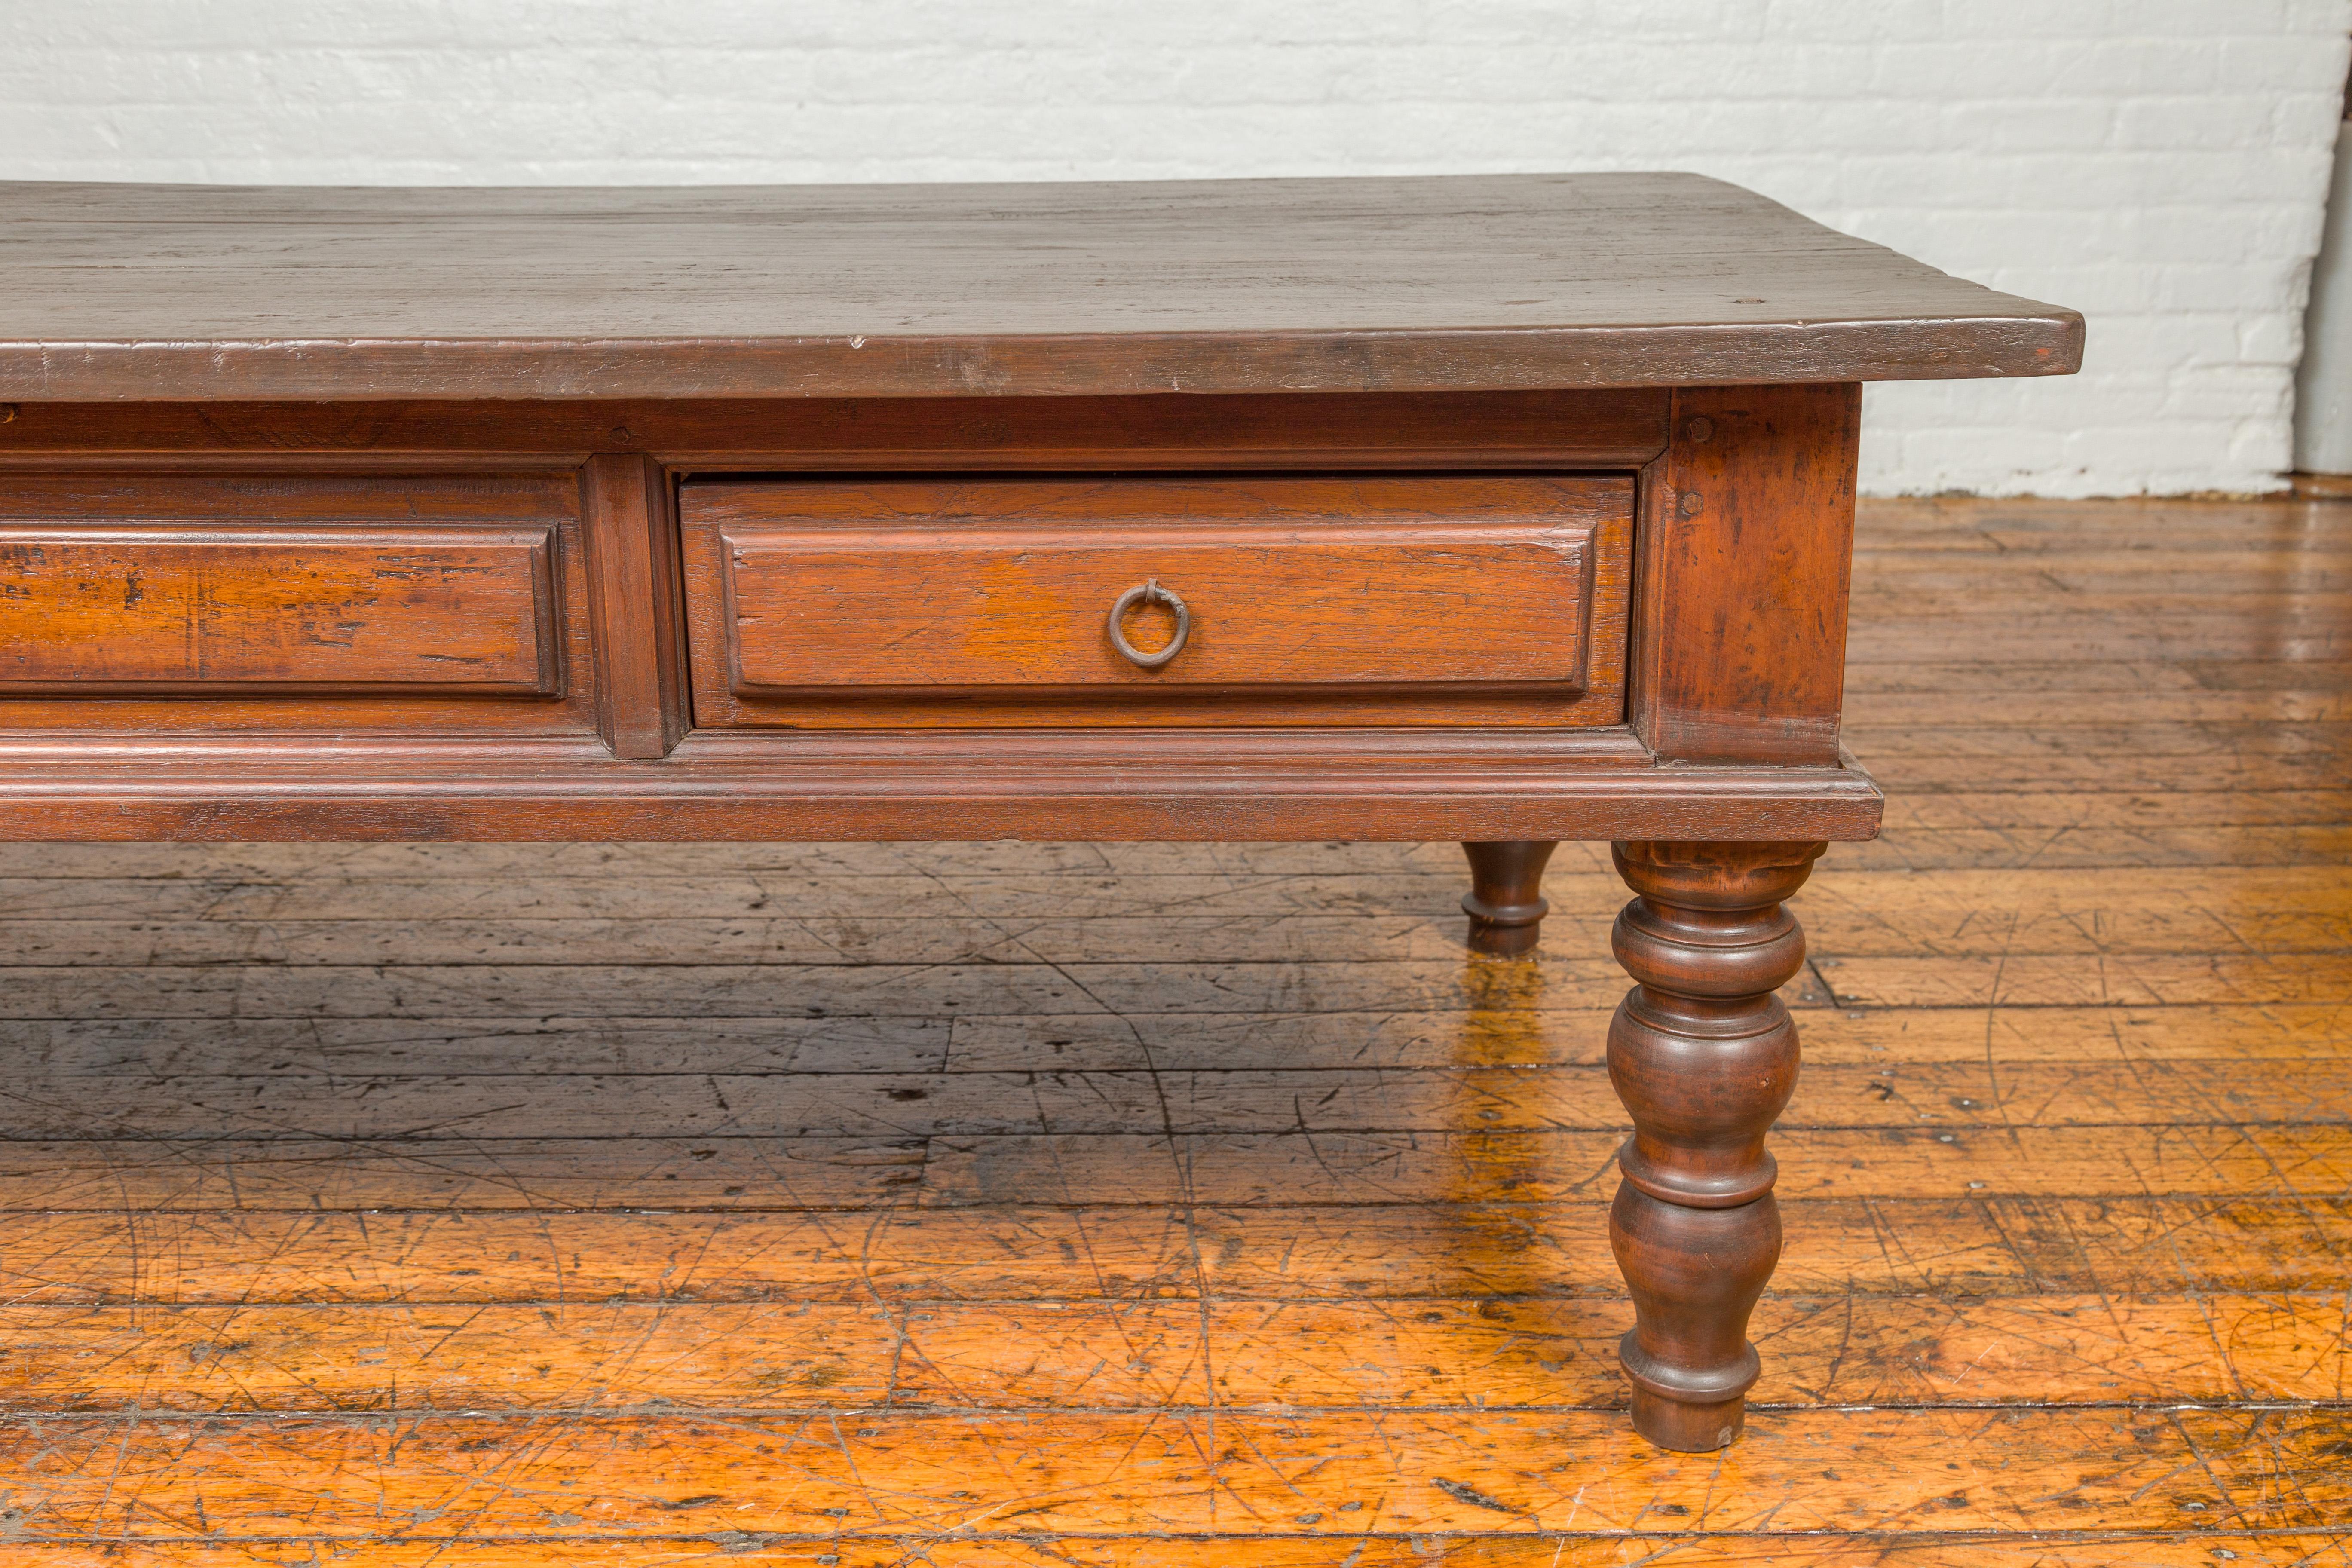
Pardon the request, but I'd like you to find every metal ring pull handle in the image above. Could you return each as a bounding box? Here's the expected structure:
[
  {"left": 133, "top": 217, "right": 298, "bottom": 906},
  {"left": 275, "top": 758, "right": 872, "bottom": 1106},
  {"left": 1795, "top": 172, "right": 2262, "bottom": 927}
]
[{"left": 1106, "top": 578, "right": 1190, "bottom": 670}]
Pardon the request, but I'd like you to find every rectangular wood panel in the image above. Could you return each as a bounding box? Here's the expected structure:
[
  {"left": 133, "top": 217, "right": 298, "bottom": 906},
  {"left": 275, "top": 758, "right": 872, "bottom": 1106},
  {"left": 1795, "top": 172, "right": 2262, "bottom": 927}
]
[
  {"left": 1632, "top": 383, "right": 1862, "bottom": 765},
  {"left": 0, "top": 391, "right": 1671, "bottom": 471},
  {"left": 582, "top": 454, "right": 690, "bottom": 757},
  {"left": 680, "top": 474, "right": 1632, "bottom": 729},
  {"left": 0, "top": 526, "right": 559, "bottom": 693},
  {"left": 0, "top": 470, "right": 599, "bottom": 737}
]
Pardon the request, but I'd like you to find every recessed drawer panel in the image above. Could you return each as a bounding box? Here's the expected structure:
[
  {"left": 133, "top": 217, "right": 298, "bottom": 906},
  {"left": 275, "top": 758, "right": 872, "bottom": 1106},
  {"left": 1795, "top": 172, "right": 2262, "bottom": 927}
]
[
  {"left": 0, "top": 526, "right": 558, "bottom": 693},
  {"left": 0, "top": 471, "right": 594, "bottom": 734},
  {"left": 681, "top": 474, "right": 1632, "bottom": 728}
]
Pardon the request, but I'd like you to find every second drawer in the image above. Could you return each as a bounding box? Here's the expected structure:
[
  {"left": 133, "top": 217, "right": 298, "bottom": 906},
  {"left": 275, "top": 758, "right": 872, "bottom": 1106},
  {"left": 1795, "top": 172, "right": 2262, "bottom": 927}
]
[{"left": 679, "top": 473, "right": 1632, "bottom": 727}]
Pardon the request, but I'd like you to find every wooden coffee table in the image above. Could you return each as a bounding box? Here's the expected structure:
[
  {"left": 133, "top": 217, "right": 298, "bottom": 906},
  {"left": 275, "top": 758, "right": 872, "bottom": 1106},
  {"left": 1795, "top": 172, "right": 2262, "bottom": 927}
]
[{"left": 0, "top": 172, "right": 2080, "bottom": 1450}]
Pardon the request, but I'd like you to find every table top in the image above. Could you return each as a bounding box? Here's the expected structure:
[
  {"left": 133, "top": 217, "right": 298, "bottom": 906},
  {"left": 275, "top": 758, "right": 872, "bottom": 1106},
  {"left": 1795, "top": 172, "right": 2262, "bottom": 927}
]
[{"left": 0, "top": 172, "right": 2082, "bottom": 402}]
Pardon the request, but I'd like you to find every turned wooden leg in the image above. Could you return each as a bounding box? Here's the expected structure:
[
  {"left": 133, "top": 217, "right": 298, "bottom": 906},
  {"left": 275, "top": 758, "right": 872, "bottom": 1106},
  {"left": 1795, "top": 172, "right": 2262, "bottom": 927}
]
[
  {"left": 1460, "top": 841, "right": 1557, "bottom": 956},
  {"left": 1606, "top": 839, "right": 1825, "bottom": 1451}
]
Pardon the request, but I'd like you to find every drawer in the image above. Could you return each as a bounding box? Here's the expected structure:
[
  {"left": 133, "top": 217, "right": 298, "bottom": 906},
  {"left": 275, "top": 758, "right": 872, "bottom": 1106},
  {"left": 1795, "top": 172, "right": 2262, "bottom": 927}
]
[
  {"left": 0, "top": 472, "right": 594, "bottom": 734},
  {"left": 0, "top": 526, "right": 558, "bottom": 692},
  {"left": 680, "top": 474, "right": 1632, "bottom": 727}
]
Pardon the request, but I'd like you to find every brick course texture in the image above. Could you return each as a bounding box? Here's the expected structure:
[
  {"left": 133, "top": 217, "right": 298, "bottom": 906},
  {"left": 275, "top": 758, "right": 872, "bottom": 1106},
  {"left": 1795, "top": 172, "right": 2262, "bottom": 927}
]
[{"left": 4, "top": 1, "right": 2347, "bottom": 496}]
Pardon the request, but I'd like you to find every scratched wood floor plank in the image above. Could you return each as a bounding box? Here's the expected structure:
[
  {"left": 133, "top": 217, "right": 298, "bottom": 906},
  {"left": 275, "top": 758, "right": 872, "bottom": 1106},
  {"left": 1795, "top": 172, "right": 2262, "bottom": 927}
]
[
  {"left": 1851, "top": 524, "right": 2352, "bottom": 554},
  {"left": 3, "top": 1291, "right": 2344, "bottom": 1412},
  {"left": 1, "top": 1199, "right": 2346, "bottom": 1304},
  {"left": 0, "top": 864, "right": 2341, "bottom": 959},
  {"left": 0, "top": 1122, "right": 2347, "bottom": 1211},
  {"left": 0, "top": 999, "right": 2340, "bottom": 1084},
  {"left": 0, "top": 1060, "right": 2344, "bottom": 1142},
  {"left": 1849, "top": 551, "right": 2352, "bottom": 586},
  {"left": 2, "top": 1407, "right": 2347, "bottom": 1540},
  {"left": 1843, "top": 653, "right": 2352, "bottom": 695},
  {"left": 1852, "top": 492, "right": 2349, "bottom": 536},
  {"left": 1850, "top": 755, "right": 2345, "bottom": 794},
  {"left": 1, "top": 814, "right": 2285, "bottom": 879},
  {"left": 1848, "top": 719, "right": 2351, "bottom": 759},
  {"left": 8, "top": 858, "right": 2350, "bottom": 934},
  {"left": 0, "top": 889, "right": 2337, "bottom": 963},
  {"left": 9, "top": 1537, "right": 2352, "bottom": 1566},
  {"left": 1844, "top": 588, "right": 2343, "bottom": 625},
  {"left": 1842, "top": 826, "right": 2352, "bottom": 869},
  {"left": 913, "top": 1130, "right": 2352, "bottom": 1206},
  {"left": 0, "top": 496, "right": 2342, "bottom": 1561},
  {"left": 1844, "top": 613, "right": 2352, "bottom": 652},
  {"left": 0, "top": 948, "right": 2337, "bottom": 1020},
  {"left": 1845, "top": 691, "right": 2345, "bottom": 728},
  {"left": 4, "top": 804, "right": 2348, "bottom": 879},
  {"left": 0, "top": 857, "right": 2316, "bottom": 913},
  {"left": 1849, "top": 658, "right": 2349, "bottom": 695},
  {"left": 1880, "top": 791, "right": 2352, "bottom": 828}
]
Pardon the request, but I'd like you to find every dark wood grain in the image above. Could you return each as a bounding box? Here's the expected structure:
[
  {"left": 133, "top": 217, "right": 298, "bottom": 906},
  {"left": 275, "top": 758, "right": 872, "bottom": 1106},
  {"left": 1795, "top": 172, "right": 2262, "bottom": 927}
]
[
  {"left": 0, "top": 390, "right": 1672, "bottom": 469},
  {"left": 1634, "top": 384, "right": 1862, "bottom": 764},
  {"left": 0, "top": 175, "right": 2082, "bottom": 402},
  {"left": 1460, "top": 840, "right": 1557, "bottom": 956},
  {"left": 1605, "top": 838, "right": 1824, "bottom": 1450},
  {"left": 580, "top": 454, "right": 688, "bottom": 759},
  {"left": 0, "top": 729, "right": 1882, "bottom": 842}
]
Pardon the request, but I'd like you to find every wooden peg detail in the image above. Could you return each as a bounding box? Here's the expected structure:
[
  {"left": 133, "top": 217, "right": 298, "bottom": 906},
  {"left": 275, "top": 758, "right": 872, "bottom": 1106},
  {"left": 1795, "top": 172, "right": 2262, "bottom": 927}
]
[
  {"left": 1605, "top": 838, "right": 1825, "bottom": 1451},
  {"left": 1459, "top": 841, "right": 1558, "bottom": 956}
]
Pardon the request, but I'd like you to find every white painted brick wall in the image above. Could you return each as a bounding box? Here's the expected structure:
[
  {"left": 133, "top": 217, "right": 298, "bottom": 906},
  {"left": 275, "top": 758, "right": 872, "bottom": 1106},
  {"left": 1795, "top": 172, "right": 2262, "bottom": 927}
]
[{"left": 2, "top": 1, "right": 2345, "bottom": 496}]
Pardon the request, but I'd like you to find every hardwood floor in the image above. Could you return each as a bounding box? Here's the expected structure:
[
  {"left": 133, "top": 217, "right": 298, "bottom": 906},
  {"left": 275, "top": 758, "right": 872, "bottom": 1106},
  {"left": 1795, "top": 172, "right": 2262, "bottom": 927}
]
[{"left": 0, "top": 496, "right": 2344, "bottom": 1563}]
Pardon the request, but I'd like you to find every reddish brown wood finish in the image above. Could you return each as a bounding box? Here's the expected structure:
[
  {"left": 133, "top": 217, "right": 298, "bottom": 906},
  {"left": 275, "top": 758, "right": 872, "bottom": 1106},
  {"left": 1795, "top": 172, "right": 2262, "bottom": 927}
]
[
  {"left": 1606, "top": 838, "right": 1825, "bottom": 1449},
  {"left": 0, "top": 524, "right": 558, "bottom": 693},
  {"left": 0, "top": 470, "right": 597, "bottom": 735},
  {"left": 1460, "top": 840, "right": 1558, "bottom": 956},
  {"left": 680, "top": 475, "right": 1631, "bottom": 728},
  {"left": 0, "top": 730, "right": 1880, "bottom": 843},
  {"left": 0, "top": 391, "right": 1672, "bottom": 472},
  {"left": 1633, "top": 386, "right": 1862, "bottom": 765},
  {"left": 581, "top": 454, "right": 689, "bottom": 759},
  {"left": 0, "top": 394, "right": 1886, "bottom": 837}
]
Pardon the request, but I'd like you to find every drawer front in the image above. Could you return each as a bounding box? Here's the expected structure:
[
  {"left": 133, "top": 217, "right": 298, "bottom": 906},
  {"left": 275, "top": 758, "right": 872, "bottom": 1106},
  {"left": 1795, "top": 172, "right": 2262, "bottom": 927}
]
[
  {"left": 0, "top": 527, "right": 557, "bottom": 692},
  {"left": 0, "top": 471, "right": 593, "bottom": 733},
  {"left": 681, "top": 474, "right": 1631, "bottom": 727}
]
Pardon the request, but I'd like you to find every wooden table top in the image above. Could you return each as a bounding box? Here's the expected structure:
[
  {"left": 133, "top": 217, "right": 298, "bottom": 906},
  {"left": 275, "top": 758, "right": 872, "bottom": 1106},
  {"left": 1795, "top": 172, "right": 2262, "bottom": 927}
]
[{"left": 0, "top": 173, "right": 2081, "bottom": 401}]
